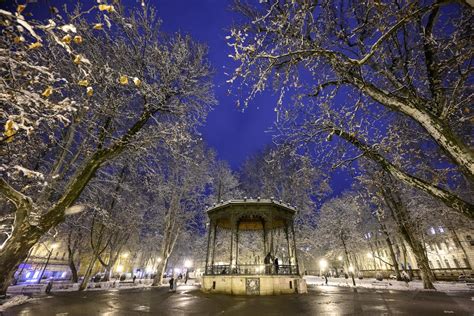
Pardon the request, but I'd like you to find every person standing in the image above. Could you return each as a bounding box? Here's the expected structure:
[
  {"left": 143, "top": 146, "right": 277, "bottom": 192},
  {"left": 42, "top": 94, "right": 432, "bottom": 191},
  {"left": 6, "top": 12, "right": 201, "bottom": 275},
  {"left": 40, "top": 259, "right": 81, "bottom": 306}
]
[
  {"left": 274, "top": 257, "right": 279, "bottom": 274},
  {"left": 264, "top": 252, "right": 272, "bottom": 274}
]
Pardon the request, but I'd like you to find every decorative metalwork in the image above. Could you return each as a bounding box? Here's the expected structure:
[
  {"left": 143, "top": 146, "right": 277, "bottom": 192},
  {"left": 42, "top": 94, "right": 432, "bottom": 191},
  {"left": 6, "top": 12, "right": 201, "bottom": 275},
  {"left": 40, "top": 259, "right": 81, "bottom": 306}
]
[{"left": 246, "top": 278, "right": 260, "bottom": 295}]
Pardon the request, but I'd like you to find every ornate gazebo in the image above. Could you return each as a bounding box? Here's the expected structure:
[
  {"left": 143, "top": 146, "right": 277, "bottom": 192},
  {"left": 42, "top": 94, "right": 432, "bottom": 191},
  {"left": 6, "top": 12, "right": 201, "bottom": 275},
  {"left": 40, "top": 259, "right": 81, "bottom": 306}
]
[{"left": 201, "top": 199, "right": 307, "bottom": 295}]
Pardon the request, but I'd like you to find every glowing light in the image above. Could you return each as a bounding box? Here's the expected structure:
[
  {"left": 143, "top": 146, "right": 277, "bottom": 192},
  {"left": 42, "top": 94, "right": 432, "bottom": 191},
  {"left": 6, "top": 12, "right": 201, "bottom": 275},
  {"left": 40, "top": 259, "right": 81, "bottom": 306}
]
[
  {"left": 348, "top": 266, "right": 354, "bottom": 273},
  {"left": 338, "top": 256, "right": 343, "bottom": 261},
  {"left": 319, "top": 259, "right": 328, "bottom": 271},
  {"left": 116, "top": 265, "right": 124, "bottom": 273},
  {"left": 121, "top": 253, "right": 129, "bottom": 258},
  {"left": 157, "top": 257, "right": 162, "bottom": 263},
  {"left": 174, "top": 268, "right": 181, "bottom": 275},
  {"left": 145, "top": 266, "right": 154, "bottom": 274},
  {"left": 184, "top": 260, "right": 193, "bottom": 268}
]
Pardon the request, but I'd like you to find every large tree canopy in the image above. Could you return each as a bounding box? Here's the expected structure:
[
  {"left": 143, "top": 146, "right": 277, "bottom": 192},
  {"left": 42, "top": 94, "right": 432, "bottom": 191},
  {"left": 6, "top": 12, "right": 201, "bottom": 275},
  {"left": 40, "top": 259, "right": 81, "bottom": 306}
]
[{"left": 228, "top": 0, "right": 473, "bottom": 217}]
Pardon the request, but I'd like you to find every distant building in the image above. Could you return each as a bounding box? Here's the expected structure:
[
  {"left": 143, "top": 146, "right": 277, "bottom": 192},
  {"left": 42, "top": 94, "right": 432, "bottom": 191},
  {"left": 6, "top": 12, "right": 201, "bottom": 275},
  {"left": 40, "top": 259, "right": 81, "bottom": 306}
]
[{"left": 14, "top": 241, "right": 70, "bottom": 283}]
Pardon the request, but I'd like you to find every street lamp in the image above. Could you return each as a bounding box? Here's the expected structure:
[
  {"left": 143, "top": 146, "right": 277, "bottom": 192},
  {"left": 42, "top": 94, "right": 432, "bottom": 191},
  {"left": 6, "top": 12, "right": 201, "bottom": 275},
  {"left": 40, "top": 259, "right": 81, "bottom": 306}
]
[
  {"left": 319, "top": 259, "right": 328, "bottom": 276},
  {"left": 338, "top": 256, "right": 343, "bottom": 261},
  {"left": 184, "top": 260, "right": 193, "bottom": 269},
  {"left": 37, "top": 243, "right": 58, "bottom": 284}
]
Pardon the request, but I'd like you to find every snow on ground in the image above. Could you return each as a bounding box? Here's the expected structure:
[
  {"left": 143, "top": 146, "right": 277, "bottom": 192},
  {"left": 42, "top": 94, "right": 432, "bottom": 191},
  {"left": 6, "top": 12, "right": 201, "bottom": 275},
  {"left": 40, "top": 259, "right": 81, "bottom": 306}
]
[
  {"left": 303, "top": 275, "right": 473, "bottom": 292},
  {"left": 0, "top": 295, "right": 30, "bottom": 312}
]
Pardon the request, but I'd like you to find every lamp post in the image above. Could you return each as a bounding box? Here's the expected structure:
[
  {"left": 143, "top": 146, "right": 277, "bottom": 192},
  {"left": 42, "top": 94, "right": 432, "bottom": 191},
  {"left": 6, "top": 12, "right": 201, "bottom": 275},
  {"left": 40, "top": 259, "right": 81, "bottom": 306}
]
[
  {"left": 319, "top": 259, "right": 328, "bottom": 285},
  {"left": 319, "top": 259, "right": 328, "bottom": 276},
  {"left": 37, "top": 243, "right": 58, "bottom": 284}
]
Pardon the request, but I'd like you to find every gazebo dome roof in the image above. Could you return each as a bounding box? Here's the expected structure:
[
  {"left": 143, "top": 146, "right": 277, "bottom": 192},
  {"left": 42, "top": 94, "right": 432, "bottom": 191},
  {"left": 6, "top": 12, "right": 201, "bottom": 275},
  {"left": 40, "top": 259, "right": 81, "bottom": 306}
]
[{"left": 206, "top": 198, "right": 297, "bottom": 230}]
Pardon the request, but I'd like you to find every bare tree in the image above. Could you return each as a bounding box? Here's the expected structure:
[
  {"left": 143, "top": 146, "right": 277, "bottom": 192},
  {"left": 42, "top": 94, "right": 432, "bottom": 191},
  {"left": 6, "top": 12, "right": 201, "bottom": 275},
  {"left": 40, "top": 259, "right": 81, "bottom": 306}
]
[
  {"left": 315, "top": 193, "right": 365, "bottom": 286},
  {"left": 0, "top": 4, "right": 214, "bottom": 295},
  {"left": 227, "top": 0, "right": 473, "bottom": 217}
]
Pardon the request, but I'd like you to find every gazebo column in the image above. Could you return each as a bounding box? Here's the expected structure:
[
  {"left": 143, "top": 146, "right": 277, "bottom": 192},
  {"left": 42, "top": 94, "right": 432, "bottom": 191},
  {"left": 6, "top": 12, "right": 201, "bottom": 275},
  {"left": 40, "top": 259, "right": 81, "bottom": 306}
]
[
  {"left": 235, "top": 220, "right": 240, "bottom": 271},
  {"left": 205, "top": 221, "right": 213, "bottom": 274},
  {"left": 210, "top": 222, "right": 218, "bottom": 274},
  {"left": 262, "top": 218, "right": 267, "bottom": 258},
  {"left": 229, "top": 216, "right": 236, "bottom": 272},
  {"left": 291, "top": 221, "right": 300, "bottom": 275},
  {"left": 285, "top": 222, "right": 292, "bottom": 271},
  {"left": 269, "top": 216, "right": 274, "bottom": 254}
]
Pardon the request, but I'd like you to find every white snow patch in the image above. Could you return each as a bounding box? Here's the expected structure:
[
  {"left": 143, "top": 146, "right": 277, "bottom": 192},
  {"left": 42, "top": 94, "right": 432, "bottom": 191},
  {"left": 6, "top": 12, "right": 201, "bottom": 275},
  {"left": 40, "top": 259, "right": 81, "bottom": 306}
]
[
  {"left": 303, "top": 275, "right": 473, "bottom": 292},
  {"left": 0, "top": 295, "right": 30, "bottom": 312}
]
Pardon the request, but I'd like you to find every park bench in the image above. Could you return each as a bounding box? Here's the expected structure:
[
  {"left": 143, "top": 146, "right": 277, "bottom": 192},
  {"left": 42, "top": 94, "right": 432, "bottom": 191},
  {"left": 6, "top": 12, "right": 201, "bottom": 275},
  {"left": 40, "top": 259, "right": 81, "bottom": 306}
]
[
  {"left": 117, "top": 281, "right": 137, "bottom": 288},
  {"left": 21, "top": 284, "right": 46, "bottom": 294},
  {"left": 371, "top": 281, "right": 391, "bottom": 288}
]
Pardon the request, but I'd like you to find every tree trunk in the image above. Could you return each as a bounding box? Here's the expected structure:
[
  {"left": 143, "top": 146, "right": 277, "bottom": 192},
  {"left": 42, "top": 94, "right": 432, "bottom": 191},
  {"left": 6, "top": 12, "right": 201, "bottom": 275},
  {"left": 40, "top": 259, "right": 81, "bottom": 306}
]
[
  {"left": 0, "top": 221, "right": 43, "bottom": 297},
  {"left": 341, "top": 236, "right": 356, "bottom": 286},
  {"left": 152, "top": 257, "right": 169, "bottom": 286},
  {"left": 378, "top": 220, "right": 402, "bottom": 281},
  {"left": 79, "top": 257, "right": 97, "bottom": 291},
  {"left": 381, "top": 184, "right": 436, "bottom": 289},
  {"left": 68, "top": 256, "right": 79, "bottom": 283},
  {"left": 384, "top": 234, "right": 402, "bottom": 281}
]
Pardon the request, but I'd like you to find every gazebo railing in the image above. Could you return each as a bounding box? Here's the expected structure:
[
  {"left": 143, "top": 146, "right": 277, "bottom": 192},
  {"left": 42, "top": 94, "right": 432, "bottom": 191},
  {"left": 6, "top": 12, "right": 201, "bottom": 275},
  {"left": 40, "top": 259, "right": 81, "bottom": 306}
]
[{"left": 206, "top": 264, "right": 299, "bottom": 275}]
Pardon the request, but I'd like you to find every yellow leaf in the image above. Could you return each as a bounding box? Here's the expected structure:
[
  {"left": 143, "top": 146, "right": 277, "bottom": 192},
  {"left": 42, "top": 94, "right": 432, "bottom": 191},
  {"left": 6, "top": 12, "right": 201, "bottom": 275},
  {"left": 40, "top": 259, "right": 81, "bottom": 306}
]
[
  {"left": 28, "top": 42, "right": 42, "bottom": 49},
  {"left": 73, "top": 35, "right": 83, "bottom": 44},
  {"left": 86, "top": 86, "right": 94, "bottom": 97},
  {"left": 17, "top": 5, "right": 26, "bottom": 13},
  {"left": 93, "top": 23, "right": 103, "bottom": 30},
  {"left": 119, "top": 75, "right": 128, "bottom": 85},
  {"left": 133, "top": 77, "right": 141, "bottom": 87},
  {"left": 42, "top": 86, "right": 53, "bottom": 97},
  {"left": 78, "top": 79, "right": 89, "bottom": 86},
  {"left": 61, "top": 34, "right": 72, "bottom": 44},
  {"left": 73, "top": 55, "right": 82, "bottom": 65},
  {"left": 14, "top": 36, "right": 25, "bottom": 43},
  {"left": 98, "top": 4, "right": 114, "bottom": 12},
  {"left": 4, "top": 119, "right": 18, "bottom": 142}
]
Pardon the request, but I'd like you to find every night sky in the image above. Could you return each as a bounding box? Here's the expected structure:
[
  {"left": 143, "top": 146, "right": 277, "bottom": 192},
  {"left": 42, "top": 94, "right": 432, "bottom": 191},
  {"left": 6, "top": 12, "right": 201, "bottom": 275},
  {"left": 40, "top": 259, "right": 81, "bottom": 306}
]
[
  {"left": 153, "top": 0, "right": 276, "bottom": 170},
  {"left": 153, "top": 0, "right": 351, "bottom": 194},
  {"left": 5, "top": 0, "right": 352, "bottom": 194}
]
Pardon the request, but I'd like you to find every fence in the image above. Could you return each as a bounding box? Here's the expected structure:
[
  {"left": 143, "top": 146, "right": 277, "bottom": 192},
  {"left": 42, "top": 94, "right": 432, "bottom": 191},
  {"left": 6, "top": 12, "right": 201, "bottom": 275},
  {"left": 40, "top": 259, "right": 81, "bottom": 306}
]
[{"left": 205, "top": 264, "right": 298, "bottom": 275}]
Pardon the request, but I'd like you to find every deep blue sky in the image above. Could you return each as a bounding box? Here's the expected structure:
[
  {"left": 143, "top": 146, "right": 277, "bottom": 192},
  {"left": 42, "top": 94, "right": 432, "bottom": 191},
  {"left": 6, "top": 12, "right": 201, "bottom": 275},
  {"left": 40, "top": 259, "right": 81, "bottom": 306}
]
[
  {"left": 152, "top": 0, "right": 276, "bottom": 170},
  {"left": 153, "top": 0, "right": 351, "bottom": 194},
  {"left": 6, "top": 0, "right": 352, "bottom": 195}
]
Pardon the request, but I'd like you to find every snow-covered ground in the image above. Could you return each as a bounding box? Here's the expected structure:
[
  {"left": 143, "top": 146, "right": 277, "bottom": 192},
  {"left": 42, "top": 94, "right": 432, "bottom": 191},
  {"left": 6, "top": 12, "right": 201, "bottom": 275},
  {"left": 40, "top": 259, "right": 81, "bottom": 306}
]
[
  {"left": 0, "top": 295, "right": 31, "bottom": 312},
  {"left": 303, "top": 275, "right": 473, "bottom": 292}
]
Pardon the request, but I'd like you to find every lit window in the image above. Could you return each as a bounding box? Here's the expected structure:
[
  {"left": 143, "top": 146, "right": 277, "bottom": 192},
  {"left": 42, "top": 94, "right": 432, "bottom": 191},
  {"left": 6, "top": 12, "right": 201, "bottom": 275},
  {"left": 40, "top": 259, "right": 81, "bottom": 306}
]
[
  {"left": 429, "top": 227, "right": 436, "bottom": 235},
  {"left": 438, "top": 226, "right": 444, "bottom": 233},
  {"left": 444, "top": 259, "right": 451, "bottom": 269}
]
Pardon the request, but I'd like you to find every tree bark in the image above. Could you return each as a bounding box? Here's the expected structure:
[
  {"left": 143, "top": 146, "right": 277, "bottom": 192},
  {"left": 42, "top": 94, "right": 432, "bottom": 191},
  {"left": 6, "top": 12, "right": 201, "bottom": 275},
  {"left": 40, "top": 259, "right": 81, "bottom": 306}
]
[
  {"left": 380, "top": 183, "right": 436, "bottom": 289},
  {"left": 384, "top": 232, "right": 402, "bottom": 281},
  {"left": 79, "top": 257, "right": 97, "bottom": 291},
  {"left": 152, "top": 257, "right": 169, "bottom": 286},
  {"left": 68, "top": 256, "right": 79, "bottom": 283},
  {"left": 0, "top": 221, "right": 43, "bottom": 296},
  {"left": 331, "top": 128, "right": 474, "bottom": 218},
  {"left": 377, "top": 218, "right": 402, "bottom": 280}
]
